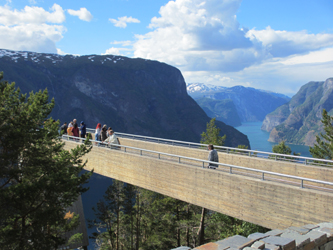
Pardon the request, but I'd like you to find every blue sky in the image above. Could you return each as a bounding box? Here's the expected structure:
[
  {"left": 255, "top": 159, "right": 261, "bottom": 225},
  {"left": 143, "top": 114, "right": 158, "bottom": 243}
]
[{"left": 0, "top": 0, "right": 332, "bottom": 96}]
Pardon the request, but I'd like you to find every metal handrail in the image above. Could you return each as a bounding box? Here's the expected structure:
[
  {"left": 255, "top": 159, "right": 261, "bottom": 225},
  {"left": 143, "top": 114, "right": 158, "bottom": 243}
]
[
  {"left": 61, "top": 135, "right": 333, "bottom": 190},
  {"left": 85, "top": 128, "right": 333, "bottom": 167}
]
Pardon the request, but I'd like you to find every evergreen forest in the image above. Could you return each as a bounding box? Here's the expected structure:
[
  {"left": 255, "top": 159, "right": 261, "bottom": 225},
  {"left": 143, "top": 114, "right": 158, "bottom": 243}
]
[{"left": 88, "top": 180, "right": 268, "bottom": 250}]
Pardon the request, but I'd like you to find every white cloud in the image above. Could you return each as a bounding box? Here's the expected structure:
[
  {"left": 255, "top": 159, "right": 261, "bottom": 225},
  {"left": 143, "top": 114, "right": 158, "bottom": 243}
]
[
  {"left": 0, "top": 24, "right": 65, "bottom": 53},
  {"left": 111, "top": 40, "right": 133, "bottom": 46},
  {"left": 57, "top": 48, "right": 66, "bottom": 55},
  {"left": 183, "top": 59, "right": 333, "bottom": 97},
  {"left": 103, "top": 40, "right": 133, "bottom": 56},
  {"left": 67, "top": 7, "right": 93, "bottom": 22},
  {"left": 131, "top": 0, "right": 333, "bottom": 95},
  {"left": 102, "top": 47, "right": 132, "bottom": 56},
  {"left": 236, "top": 59, "right": 333, "bottom": 96},
  {"left": 133, "top": 0, "right": 265, "bottom": 72},
  {"left": 183, "top": 71, "right": 236, "bottom": 85},
  {"left": 281, "top": 47, "right": 333, "bottom": 65},
  {"left": 109, "top": 16, "right": 140, "bottom": 28},
  {"left": 246, "top": 26, "right": 333, "bottom": 57},
  {"left": 0, "top": 4, "right": 65, "bottom": 25},
  {"left": 0, "top": 4, "right": 66, "bottom": 53}
]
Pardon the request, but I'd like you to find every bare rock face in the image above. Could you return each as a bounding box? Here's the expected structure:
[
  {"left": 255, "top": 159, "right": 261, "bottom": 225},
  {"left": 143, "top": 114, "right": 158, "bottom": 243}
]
[
  {"left": 262, "top": 78, "right": 333, "bottom": 146},
  {"left": 0, "top": 49, "right": 249, "bottom": 147},
  {"left": 267, "top": 128, "right": 281, "bottom": 143},
  {"left": 261, "top": 113, "right": 288, "bottom": 132}
]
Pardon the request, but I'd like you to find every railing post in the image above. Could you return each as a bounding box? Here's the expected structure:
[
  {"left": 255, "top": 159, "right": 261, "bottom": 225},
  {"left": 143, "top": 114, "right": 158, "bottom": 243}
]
[
  {"left": 158, "top": 153, "right": 160, "bottom": 159},
  {"left": 262, "top": 173, "right": 264, "bottom": 180},
  {"left": 140, "top": 150, "right": 142, "bottom": 156},
  {"left": 300, "top": 180, "right": 304, "bottom": 188},
  {"left": 230, "top": 167, "right": 232, "bottom": 174},
  {"left": 202, "top": 162, "right": 204, "bottom": 168},
  {"left": 305, "top": 159, "right": 308, "bottom": 165},
  {"left": 275, "top": 155, "right": 277, "bottom": 161},
  {"left": 179, "top": 157, "right": 181, "bottom": 163},
  {"left": 227, "top": 149, "right": 229, "bottom": 154}
]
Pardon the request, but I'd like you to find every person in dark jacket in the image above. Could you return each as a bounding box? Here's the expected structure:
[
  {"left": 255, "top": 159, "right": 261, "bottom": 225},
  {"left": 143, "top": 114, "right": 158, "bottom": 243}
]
[
  {"left": 60, "top": 122, "right": 68, "bottom": 135},
  {"left": 100, "top": 125, "right": 108, "bottom": 142},
  {"left": 208, "top": 144, "right": 219, "bottom": 169},
  {"left": 80, "top": 121, "right": 86, "bottom": 138}
]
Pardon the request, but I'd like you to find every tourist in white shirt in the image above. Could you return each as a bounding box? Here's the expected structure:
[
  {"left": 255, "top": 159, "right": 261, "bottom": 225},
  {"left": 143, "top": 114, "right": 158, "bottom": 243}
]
[{"left": 104, "top": 130, "right": 119, "bottom": 148}]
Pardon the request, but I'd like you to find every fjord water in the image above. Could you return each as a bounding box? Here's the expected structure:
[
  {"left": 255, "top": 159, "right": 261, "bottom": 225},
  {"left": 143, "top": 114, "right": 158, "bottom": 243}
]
[{"left": 235, "top": 122, "right": 312, "bottom": 158}]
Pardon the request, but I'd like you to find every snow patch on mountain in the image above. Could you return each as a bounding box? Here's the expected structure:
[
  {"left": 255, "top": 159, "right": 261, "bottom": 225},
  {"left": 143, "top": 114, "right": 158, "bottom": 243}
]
[
  {"left": 187, "top": 82, "right": 290, "bottom": 100},
  {"left": 0, "top": 49, "right": 127, "bottom": 66},
  {"left": 0, "top": 49, "right": 64, "bottom": 64},
  {"left": 186, "top": 83, "right": 226, "bottom": 94}
]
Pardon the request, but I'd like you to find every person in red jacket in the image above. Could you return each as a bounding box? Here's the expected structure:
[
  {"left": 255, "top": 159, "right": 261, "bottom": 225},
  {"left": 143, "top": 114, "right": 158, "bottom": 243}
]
[{"left": 72, "top": 123, "right": 80, "bottom": 138}]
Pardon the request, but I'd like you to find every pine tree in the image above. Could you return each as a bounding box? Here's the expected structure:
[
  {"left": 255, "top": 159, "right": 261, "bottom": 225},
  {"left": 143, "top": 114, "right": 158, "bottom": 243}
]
[
  {"left": 200, "top": 118, "right": 226, "bottom": 146},
  {"left": 0, "top": 72, "right": 93, "bottom": 249},
  {"left": 122, "top": 183, "right": 137, "bottom": 250},
  {"left": 270, "top": 141, "right": 300, "bottom": 162},
  {"left": 309, "top": 109, "right": 333, "bottom": 161},
  {"left": 272, "top": 141, "right": 292, "bottom": 155},
  {"left": 90, "top": 180, "right": 127, "bottom": 250}
]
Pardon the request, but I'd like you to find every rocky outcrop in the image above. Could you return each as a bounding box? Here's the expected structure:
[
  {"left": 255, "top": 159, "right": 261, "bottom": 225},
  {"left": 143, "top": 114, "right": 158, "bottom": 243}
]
[
  {"left": 262, "top": 78, "right": 333, "bottom": 146},
  {"left": 261, "top": 111, "right": 289, "bottom": 132},
  {"left": 0, "top": 49, "right": 249, "bottom": 147},
  {"left": 181, "top": 220, "right": 333, "bottom": 250}
]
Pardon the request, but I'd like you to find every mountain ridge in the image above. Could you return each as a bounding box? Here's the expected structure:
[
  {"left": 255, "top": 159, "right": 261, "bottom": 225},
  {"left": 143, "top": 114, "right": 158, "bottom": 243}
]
[
  {"left": 0, "top": 49, "right": 249, "bottom": 147},
  {"left": 261, "top": 78, "right": 333, "bottom": 146}
]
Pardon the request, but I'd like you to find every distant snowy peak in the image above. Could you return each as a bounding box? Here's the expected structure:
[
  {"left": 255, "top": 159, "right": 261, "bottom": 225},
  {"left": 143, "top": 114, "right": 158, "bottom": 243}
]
[
  {"left": 0, "top": 48, "right": 125, "bottom": 65},
  {"left": 186, "top": 83, "right": 226, "bottom": 93},
  {"left": 0, "top": 49, "right": 65, "bottom": 63},
  {"left": 187, "top": 82, "right": 290, "bottom": 100}
]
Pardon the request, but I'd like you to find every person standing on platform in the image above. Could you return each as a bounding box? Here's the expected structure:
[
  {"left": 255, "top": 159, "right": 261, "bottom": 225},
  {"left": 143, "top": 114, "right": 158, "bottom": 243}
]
[
  {"left": 80, "top": 121, "right": 86, "bottom": 138},
  {"left": 60, "top": 122, "right": 68, "bottom": 135},
  {"left": 207, "top": 144, "right": 219, "bottom": 169},
  {"left": 67, "top": 122, "right": 73, "bottom": 136},
  {"left": 100, "top": 125, "right": 108, "bottom": 142},
  {"left": 72, "top": 123, "right": 79, "bottom": 138},
  {"left": 95, "top": 123, "right": 101, "bottom": 142}
]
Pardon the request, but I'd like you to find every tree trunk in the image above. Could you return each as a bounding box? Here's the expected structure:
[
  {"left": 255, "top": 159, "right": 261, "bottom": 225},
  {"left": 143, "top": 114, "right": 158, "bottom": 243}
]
[
  {"left": 186, "top": 204, "right": 190, "bottom": 247},
  {"left": 197, "top": 208, "right": 206, "bottom": 246},
  {"left": 116, "top": 206, "right": 119, "bottom": 250},
  {"left": 136, "top": 193, "right": 140, "bottom": 250},
  {"left": 131, "top": 211, "right": 134, "bottom": 250},
  {"left": 176, "top": 204, "right": 180, "bottom": 247}
]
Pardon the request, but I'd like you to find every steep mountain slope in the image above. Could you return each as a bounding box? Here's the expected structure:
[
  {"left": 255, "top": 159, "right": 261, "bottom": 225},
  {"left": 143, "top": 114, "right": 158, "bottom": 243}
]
[
  {"left": 0, "top": 49, "right": 249, "bottom": 147},
  {"left": 187, "top": 83, "right": 290, "bottom": 124},
  {"left": 262, "top": 78, "right": 333, "bottom": 146},
  {"left": 195, "top": 98, "right": 241, "bottom": 127}
]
